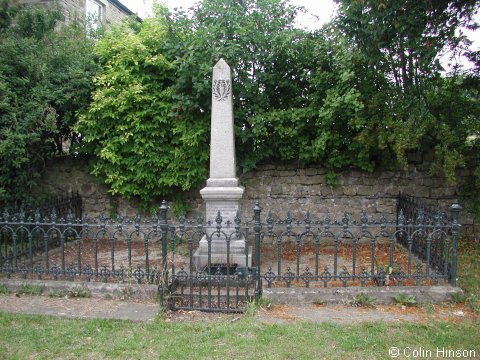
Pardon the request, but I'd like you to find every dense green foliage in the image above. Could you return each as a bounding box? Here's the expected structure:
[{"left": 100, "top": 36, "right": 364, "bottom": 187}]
[
  {"left": 78, "top": 0, "right": 377, "bottom": 202},
  {"left": 337, "top": 0, "right": 479, "bottom": 158},
  {"left": 78, "top": 0, "right": 479, "bottom": 207},
  {"left": 0, "top": 2, "right": 96, "bottom": 205},
  {"left": 162, "top": 0, "right": 386, "bottom": 174},
  {"left": 77, "top": 0, "right": 314, "bottom": 201},
  {"left": 1, "top": 0, "right": 479, "bottom": 214},
  {"left": 76, "top": 14, "right": 209, "bottom": 202},
  {"left": 335, "top": 0, "right": 479, "bottom": 210}
]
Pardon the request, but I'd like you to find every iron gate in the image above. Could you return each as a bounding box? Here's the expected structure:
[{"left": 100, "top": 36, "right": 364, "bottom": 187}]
[{"left": 158, "top": 203, "right": 262, "bottom": 313}]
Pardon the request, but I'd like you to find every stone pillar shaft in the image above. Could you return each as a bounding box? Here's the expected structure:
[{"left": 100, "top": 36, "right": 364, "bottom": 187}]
[
  {"left": 194, "top": 59, "right": 250, "bottom": 269},
  {"left": 209, "top": 59, "right": 236, "bottom": 179}
]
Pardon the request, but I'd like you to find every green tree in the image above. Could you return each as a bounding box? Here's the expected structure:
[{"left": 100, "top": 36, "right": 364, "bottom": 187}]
[
  {"left": 77, "top": 0, "right": 320, "bottom": 201},
  {"left": 76, "top": 0, "right": 480, "bottom": 218},
  {"left": 335, "top": 0, "right": 479, "bottom": 178},
  {"left": 165, "top": 0, "right": 312, "bottom": 172},
  {"left": 165, "top": 0, "right": 382, "bottom": 179},
  {"left": 0, "top": 2, "right": 97, "bottom": 205},
  {"left": 336, "top": 0, "right": 478, "bottom": 93}
]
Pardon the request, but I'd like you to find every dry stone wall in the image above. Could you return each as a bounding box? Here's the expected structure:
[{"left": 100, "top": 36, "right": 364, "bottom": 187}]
[
  {"left": 38, "top": 158, "right": 476, "bottom": 236},
  {"left": 237, "top": 163, "right": 461, "bottom": 221},
  {"left": 38, "top": 157, "right": 141, "bottom": 218}
]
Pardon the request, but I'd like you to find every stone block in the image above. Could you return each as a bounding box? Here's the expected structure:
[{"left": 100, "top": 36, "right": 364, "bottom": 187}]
[
  {"left": 430, "top": 187, "right": 456, "bottom": 198},
  {"left": 308, "top": 186, "right": 323, "bottom": 196},
  {"left": 240, "top": 172, "right": 255, "bottom": 180},
  {"left": 270, "top": 184, "right": 284, "bottom": 195},
  {"left": 298, "top": 176, "right": 323, "bottom": 185},
  {"left": 356, "top": 185, "right": 377, "bottom": 197},
  {"left": 343, "top": 186, "right": 357, "bottom": 196},
  {"left": 378, "top": 184, "right": 393, "bottom": 196},
  {"left": 277, "top": 164, "right": 297, "bottom": 171},
  {"left": 292, "top": 186, "right": 309, "bottom": 197},
  {"left": 330, "top": 186, "right": 344, "bottom": 197},
  {"left": 347, "top": 176, "right": 363, "bottom": 185},
  {"left": 256, "top": 164, "right": 276, "bottom": 171},
  {"left": 379, "top": 171, "right": 395, "bottom": 179},
  {"left": 394, "top": 177, "right": 409, "bottom": 187},
  {"left": 336, "top": 177, "right": 346, "bottom": 186},
  {"left": 277, "top": 170, "right": 297, "bottom": 177},
  {"left": 259, "top": 170, "right": 279, "bottom": 177},
  {"left": 305, "top": 168, "right": 318, "bottom": 176},
  {"left": 421, "top": 178, "right": 434, "bottom": 187},
  {"left": 362, "top": 176, "right": 379, "bottom": 186},
  {"left": 412, "top": 186, "right": 430, "bottom": 198}
]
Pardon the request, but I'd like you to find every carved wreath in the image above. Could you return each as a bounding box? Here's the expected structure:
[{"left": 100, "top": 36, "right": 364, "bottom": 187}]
[{"left": 212, "top": 80, "right": 231, "bottom": 101}]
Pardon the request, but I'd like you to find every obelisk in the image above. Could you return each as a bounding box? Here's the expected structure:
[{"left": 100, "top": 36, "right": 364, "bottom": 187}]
[{"left": 193, "top": 59, "right": 250, "bottom": 270}]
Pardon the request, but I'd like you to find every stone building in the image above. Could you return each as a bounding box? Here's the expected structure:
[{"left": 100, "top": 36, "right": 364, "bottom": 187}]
[{"left": 13, "top": 0, "right": 140, "bottom": 27}]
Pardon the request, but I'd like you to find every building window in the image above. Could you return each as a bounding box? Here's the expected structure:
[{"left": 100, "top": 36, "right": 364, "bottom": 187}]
[{"left": 86, "top": 0, "right": 104, "bottom": 29}]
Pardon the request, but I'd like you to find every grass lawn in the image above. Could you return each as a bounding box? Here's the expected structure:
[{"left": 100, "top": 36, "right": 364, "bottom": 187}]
[
  {"left": 0, "top": 312, "right": 478, "bottom": 360},
  {"left": 0, "top": 240, "right": 479, "bottom": 360},
  {"left": 456, "top": 240, "right": 480, "bottom": 312}
]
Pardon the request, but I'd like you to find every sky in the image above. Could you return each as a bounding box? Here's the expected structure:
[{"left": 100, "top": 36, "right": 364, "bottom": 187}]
[{"left": 120, "top": 0, "right": 336, "bottom": 29}]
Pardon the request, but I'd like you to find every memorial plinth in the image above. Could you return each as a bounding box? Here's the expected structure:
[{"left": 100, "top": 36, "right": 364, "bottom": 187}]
[{"left": 193, "top": 59, "right": 251, "bottom": 270}]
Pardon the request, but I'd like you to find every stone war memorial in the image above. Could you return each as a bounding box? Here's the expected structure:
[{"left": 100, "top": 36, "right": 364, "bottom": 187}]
[
  {"left": 0, "top": 59, "right": 465, "bottom": 314},
  {"left": 193, "top": 59, "right": 251, "bottom": 270}
]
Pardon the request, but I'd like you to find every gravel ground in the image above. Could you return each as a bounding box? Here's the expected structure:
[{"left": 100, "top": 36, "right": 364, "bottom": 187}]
[{"left": 0, "top": 294, "right": 473, "bottom": 324}]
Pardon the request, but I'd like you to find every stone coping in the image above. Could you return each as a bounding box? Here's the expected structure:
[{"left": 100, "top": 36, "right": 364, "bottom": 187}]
[
  {"left": 262, "top": 286, "right": 463, "bottom": 305},
  {"left": 1, "top": 278, "right": 158, "bottom": 302},
  {"left": 1, "top": 279, "right": 462, "bottom": 306}
]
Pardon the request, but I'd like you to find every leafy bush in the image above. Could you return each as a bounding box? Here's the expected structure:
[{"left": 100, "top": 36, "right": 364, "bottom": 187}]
[
  {"left": 67, "top": 287, "right": 91, "bottom": 298},
  {"left": 49, "top": 287, "right": 91, "bottom": 298},
  {"left": 0, "top": 2, "right": 96, "bottom": 205},
  {"left": 17, "top": 284, "right": 42, "bottom": 296},
  {"left": 467, "top": 295, "right": 479, "bottom": 313},
  {"left": 350, "top": 293, "right": 376, "bottom": 307},
  {"left": 312, "top": 299, "right": 325, "bottom": 306},
  {"left": 0, "top": 284, "right": 9, "bottom": 295},
  {"left": 450, "top": 292, "right": 467, "bottom": 304},
  {"left": 76, "top": 13, "right": 208, "bottom": 204},
  {"left": 393, "top": 294, "right": 417, "bottom": 307}
]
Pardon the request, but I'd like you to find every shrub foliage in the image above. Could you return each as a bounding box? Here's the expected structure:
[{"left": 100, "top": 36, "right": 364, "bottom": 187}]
[
  {"left": 0, "top": 1, "right": 96, "bottom": 204},
  {"left": 1, "top": 0, "right": 479, "bottom": 215}
]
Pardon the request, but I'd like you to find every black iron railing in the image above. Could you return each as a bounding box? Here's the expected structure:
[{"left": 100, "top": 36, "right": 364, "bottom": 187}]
[
  {"left": 0, "top": 196, "right": 461, "bottom": 312},
  {"left": 0, "top": 193, "right": 82, "bottom": 270},
  {"left": 396, "top": 194, "right": 461, "bottom": 285},
  {"left": 7, "top": 192, "right": 82, "bottom": 221},
  {"left": 258, "top": 204, "right": 460, "bottom": 289},
  {"left": 397, "top": 193, "right": 453, "bottom": 227}
]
